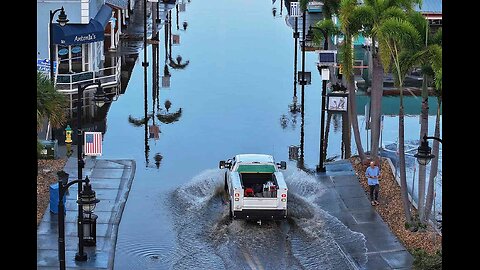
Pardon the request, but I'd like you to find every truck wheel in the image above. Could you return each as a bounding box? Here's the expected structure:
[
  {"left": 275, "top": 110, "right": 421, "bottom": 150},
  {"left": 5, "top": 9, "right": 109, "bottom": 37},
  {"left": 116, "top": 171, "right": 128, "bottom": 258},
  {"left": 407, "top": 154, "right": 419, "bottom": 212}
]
[{"left": 229, "top": 200, "right": 233, "bottom": 220}]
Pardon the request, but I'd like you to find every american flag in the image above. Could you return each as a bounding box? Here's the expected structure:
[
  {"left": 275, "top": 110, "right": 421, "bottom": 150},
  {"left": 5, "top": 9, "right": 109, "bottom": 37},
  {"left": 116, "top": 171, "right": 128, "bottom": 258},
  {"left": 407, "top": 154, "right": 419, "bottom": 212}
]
[
  {"left": 84, "top": 132, "right": 102, "bottom": 156},
  {"left": 290, "top": 2, "right": 300, "bottom": 17}
]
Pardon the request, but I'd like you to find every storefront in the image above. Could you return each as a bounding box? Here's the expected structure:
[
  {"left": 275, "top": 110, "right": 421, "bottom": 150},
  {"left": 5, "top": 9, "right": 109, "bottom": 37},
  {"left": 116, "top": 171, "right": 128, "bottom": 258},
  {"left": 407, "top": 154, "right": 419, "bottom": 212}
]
[{"left": 51, "top": 5, "right": 113, "bottom": 86}]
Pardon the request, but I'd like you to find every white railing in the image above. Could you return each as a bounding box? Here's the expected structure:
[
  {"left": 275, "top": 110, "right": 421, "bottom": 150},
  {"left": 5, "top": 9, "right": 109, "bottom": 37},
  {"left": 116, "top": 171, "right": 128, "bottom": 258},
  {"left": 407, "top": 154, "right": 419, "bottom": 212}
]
[
  {"left": 54, "top": 57, "right": 121, "bottom": 117},
  {"left": 55, "top": 59, "right": 121, "bottom": 93}
]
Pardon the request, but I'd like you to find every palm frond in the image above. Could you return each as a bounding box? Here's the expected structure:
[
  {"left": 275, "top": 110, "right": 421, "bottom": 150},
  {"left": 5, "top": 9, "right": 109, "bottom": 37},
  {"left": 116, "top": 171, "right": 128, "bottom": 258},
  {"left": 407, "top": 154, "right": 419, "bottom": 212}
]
[
  {"left": 299, "top": 0, "right": 308, "bottom": 12},
  {"left": 382, "top": 6, "right": 407, "bottom": 21},
  {"left": 396, "top": 0, "right": 422, "bottom": 11},
  {"left": 378, "top": 39, "right": 392, "bottom": 73},
  {"left": 313, "top": 19, "right": 340, "bottom": 45},
  {"left": 406, "top": 10, "right": 427, "bottom": 44},
  {"left": 377, "top": 17, "right": 421, "bottom": 50},
  {"left": 431, "top": 27, "right": 442, "bottom": 46},
  {"left": 398, "top": 50, "right": 418, "bottom": 79},
  {"left": 156, "top": 108, "right": 182, "bottom": 124},
  {"left": 352, "top": 5, "right": 375, "bottom": 30},
  {"left": 323, "top": 0, "right": 341, "bottom": 17},
  {"left": 128, "top": 115, "right": 151, "bottom": 126},
  {"left": 37, "top": 71, "right": 68, "bottom": 129}
]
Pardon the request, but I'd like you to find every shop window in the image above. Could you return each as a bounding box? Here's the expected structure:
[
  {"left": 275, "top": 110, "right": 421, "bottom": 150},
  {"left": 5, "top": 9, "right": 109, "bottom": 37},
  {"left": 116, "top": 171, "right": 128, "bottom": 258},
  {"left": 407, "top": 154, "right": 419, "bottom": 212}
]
[
  {"left": 57, "top": 45, "right": 70, "bottom": 74},
  {"left": 71, "top": 45, "right": 83, "bottom": 73}
]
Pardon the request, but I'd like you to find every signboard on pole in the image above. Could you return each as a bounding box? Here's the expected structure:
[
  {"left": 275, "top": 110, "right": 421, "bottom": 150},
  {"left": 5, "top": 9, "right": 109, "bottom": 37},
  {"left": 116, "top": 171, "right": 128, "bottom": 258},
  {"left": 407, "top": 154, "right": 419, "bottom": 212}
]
[
  {"left": 290, "top": 2, "right": 300, "bottom": 17},
  {"left": 172, "top": 34, "right": 180, "bottom": 45},
  {"left": 84, "top": 132, "right": 103, "bottom": 156},
  {"left": 327, "top": 93, "right": 348, "bottom": 112},
  {"left": 37, "top": 59, "right": 57, "bottom": 75}
]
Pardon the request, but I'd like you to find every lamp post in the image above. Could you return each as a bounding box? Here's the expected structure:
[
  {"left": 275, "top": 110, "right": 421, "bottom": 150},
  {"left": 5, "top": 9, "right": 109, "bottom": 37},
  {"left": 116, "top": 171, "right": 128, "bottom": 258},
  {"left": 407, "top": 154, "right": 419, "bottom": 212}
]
[
  {"left": 292, "top": 12, "right": 299, "bottom": 111},
  {"left": 316, "top": 65, "right": 328, "bottom": 172},
  {"left": 77, "top": 178, "right": 100, "bottom": 247},
  {"left": 49, "top": 7, "right": 69, "bottom": 83},
  {"left": 414, "top": 134, "right": 443, "bottom": 166},
  {"left": 57, "top": 171, "right": 99, "bottom": 270},
  {"left": 149, "top": 0, "right": 159, "bottom": 41},
  {"left": 75, "top": 81, "right": 108, "bottom": 262},
  {"left": 309, "top": 25, "right": 330, "bottom": 172},
  {"left": 143, "top": 0, "right": 150, "bottom": 166}
]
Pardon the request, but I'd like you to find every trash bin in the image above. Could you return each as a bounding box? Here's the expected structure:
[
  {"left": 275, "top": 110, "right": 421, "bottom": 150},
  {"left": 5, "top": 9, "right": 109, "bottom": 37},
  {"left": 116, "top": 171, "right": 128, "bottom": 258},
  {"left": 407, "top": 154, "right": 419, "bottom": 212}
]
[
  {"left": 39, "top": 139, "right": 58, "bottom": 159},
  {"left": 49, "top": 183, "right": 66, "bottom": 214}
]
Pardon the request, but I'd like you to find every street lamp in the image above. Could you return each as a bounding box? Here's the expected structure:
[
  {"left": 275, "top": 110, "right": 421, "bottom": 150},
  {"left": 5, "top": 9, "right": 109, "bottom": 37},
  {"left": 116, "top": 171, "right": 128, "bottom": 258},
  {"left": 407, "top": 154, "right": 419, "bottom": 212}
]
[
  {"left": 414, "top": 134, "right": 442, "bottom": 166},
  {"left": 56, "top": 171, "right": 98, "bottom": 270},
  {"left": 77, "top": 176, "right": 100, "bottom": 247},
  {"left": 49, "top": 7, "right": 69, "bottom": 83},
  {"left": 92, "top": 84, "right": 109, "bottom": 108},
  {"left": 75, "top": 81, "right": 108, "bottom": 262}
]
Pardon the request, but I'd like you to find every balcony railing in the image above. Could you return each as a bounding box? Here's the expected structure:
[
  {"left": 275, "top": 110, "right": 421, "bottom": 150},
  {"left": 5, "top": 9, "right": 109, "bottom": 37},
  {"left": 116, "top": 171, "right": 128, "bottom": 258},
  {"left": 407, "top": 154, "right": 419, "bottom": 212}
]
[{"left": 55, "top": 59, "right": 121, "bottom": 93}]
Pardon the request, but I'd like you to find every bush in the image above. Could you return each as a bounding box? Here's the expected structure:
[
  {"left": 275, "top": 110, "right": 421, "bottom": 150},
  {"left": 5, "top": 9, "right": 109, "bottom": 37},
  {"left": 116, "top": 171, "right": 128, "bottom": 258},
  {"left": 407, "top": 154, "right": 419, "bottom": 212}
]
[{"left": 412, "top": 248, "right": 442, "bottom": 270}]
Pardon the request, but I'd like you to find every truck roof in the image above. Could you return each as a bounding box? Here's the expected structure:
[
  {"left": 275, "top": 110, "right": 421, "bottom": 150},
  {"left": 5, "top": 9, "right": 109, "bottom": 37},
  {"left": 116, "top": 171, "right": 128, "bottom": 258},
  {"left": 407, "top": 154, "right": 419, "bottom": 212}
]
[{"left": 235, "top": 154, "right": 274, "bottom": 163}]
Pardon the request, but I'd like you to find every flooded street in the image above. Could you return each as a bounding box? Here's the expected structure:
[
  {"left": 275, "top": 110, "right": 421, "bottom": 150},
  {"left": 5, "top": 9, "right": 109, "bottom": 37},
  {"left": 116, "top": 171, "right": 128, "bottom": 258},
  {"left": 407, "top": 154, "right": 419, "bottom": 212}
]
[{"left": 94, "top": 0, "right": 441, "bottom": 269}]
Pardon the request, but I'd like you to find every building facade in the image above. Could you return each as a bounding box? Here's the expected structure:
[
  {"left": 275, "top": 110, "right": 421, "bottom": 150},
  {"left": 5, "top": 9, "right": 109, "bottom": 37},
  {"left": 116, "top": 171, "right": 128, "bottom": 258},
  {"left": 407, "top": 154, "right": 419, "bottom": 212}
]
[{"left": 37, "top": 0, "right": 132, "bottom": 117}]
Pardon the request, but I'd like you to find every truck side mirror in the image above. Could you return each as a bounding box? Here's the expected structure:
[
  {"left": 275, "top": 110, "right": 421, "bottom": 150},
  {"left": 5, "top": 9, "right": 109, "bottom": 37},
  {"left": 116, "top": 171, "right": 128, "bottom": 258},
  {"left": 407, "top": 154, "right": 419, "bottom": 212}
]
[
  {"left": 278, "top": 161, "right": 287, "bottom": 170},
  {"left": 219, "top": 160, "right": 226, "bottom": 169}
]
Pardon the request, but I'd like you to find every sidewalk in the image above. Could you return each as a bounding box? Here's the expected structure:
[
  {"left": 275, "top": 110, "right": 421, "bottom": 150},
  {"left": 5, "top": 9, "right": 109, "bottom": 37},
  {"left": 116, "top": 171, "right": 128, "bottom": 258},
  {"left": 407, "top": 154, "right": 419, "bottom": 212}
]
[
  {"left": 37, "top": 151, "right": 136, "bottom": 269},
  {"left": 318, "top": 160, "right": 413, "bottom": 270}
]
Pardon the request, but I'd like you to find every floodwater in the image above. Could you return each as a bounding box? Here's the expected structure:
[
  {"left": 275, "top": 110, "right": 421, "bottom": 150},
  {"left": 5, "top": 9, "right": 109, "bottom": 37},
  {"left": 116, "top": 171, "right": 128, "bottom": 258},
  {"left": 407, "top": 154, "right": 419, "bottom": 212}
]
[{"left": 97, "top": 0, "right": 441, "bottom": 269}]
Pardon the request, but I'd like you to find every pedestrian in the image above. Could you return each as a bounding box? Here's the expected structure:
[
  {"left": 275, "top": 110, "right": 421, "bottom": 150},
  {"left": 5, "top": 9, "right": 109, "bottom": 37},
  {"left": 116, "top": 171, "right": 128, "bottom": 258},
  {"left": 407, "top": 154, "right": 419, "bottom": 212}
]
[{"left": 365, "top": 161, "right": 381, "bottom": 206}]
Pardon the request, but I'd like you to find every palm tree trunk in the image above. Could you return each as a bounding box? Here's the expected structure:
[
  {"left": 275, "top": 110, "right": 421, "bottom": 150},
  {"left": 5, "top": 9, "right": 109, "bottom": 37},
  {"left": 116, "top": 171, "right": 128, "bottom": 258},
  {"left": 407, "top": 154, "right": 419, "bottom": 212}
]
[
  {"left": 324, "top": 111, "right": 333, "bottom": 160},
  {"left": 342, "top": 111, "right": 351, "bottom": 158},
  {"left": 418, "top": 74, "right": 429, "bottom": 222},
  {"left": 399, "top": 85, "right": 412, "bottom": 223},
  {"left": 348, "top": 72, "right": 367, "bottom": 161},
  {"left": 424, "top": 96, "right": 441, "bottom": 222},
  {"left": 369, "top": 54, "right": 384, "bottom": 162}
]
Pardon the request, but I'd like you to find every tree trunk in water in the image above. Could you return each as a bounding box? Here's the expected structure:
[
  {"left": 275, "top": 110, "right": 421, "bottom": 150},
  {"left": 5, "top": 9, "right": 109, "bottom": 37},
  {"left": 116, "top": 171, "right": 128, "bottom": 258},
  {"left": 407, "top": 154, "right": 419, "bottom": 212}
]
[
  {"left": 424, "top": 97, "right": 441, "bottom": 222},
  {"left": 348, "top": 73, "right": 367, "bottom": 162},
  {"left": 342, "top": 111, "right": 351, "bottom": 158},
  {"left": 369, "top": 55, "right": 384, "bottom": 162},
  {"left": 418, "top": 74, "right": 429, "bottom": 222},
  {"left": 399, "top": 86, "right": 412, "bottom": 223},
  {"left": 324, "top": 111, "right": 333, "bottom": 160}
]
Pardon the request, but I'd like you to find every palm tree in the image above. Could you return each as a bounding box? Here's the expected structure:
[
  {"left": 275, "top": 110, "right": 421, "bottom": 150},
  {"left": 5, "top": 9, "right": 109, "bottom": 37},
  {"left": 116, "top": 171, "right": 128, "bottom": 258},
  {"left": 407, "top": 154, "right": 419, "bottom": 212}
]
[
  {"left": 339, "top": 0, "right": 368, "bottom": 162},
  {"left": 37, "top": 72, "right": 67, "bottom": 156},
  {"left": 423, "top": 34, "right": 442, "bottom": 224},
  {"left": 321, "top": 0, "right": 341, "bottom": 50},
  {"left": 353, "top": 0, "right": 421, "bottom": 163},
  {"left": 403, "top": 12, "right": 442, "bottom": 223},
  {"left": 377, "top": 16, "right": 421, "bottom": 225},
  {"left": 37, "top": 71, "right": 67, "bottom": 132}
]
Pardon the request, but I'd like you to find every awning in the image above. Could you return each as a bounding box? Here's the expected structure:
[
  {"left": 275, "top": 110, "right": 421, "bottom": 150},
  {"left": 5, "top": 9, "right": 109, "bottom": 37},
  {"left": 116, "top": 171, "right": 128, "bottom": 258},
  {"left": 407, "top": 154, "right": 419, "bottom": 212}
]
[
  {"left": 52, "top": 20, "right": 104, "bottom": 45},
  {"left": 94, "top": 4, "right": 114, "bottom": 28},
  {"left": 52, "top": 4, "right": 112, "bottom": 46},
  {"left": 106, "top": 0, "right": 129, "bottom": 9}
]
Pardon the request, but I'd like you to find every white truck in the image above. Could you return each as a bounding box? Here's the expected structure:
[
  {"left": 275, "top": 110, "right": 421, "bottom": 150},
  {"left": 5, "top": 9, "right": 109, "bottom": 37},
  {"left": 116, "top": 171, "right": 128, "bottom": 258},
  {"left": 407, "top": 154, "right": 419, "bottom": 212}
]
[{"left": 220, "top": 154, "right": 288, "bottom": 221}]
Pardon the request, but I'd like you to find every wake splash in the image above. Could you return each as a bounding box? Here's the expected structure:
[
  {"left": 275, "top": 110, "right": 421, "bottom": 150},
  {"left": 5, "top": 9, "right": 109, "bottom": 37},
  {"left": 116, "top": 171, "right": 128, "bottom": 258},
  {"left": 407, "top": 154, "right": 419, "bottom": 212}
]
[{"left": 168, "top": 167, "right": 367, "bottom": 269}]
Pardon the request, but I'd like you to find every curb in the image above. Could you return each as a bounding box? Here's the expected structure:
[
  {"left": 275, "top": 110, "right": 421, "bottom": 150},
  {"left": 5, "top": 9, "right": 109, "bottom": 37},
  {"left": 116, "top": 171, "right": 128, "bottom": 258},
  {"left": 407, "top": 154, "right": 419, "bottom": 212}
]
[{"left": 107, "top": 159, "right": 136, "bottom": 269}]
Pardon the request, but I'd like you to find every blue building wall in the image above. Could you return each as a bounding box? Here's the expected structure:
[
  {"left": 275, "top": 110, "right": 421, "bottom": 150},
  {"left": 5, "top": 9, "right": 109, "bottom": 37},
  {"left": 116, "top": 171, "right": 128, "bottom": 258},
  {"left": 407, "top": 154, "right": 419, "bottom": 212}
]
[{"left": 37, "top": 0, "right": 105, "bottom": 60}]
